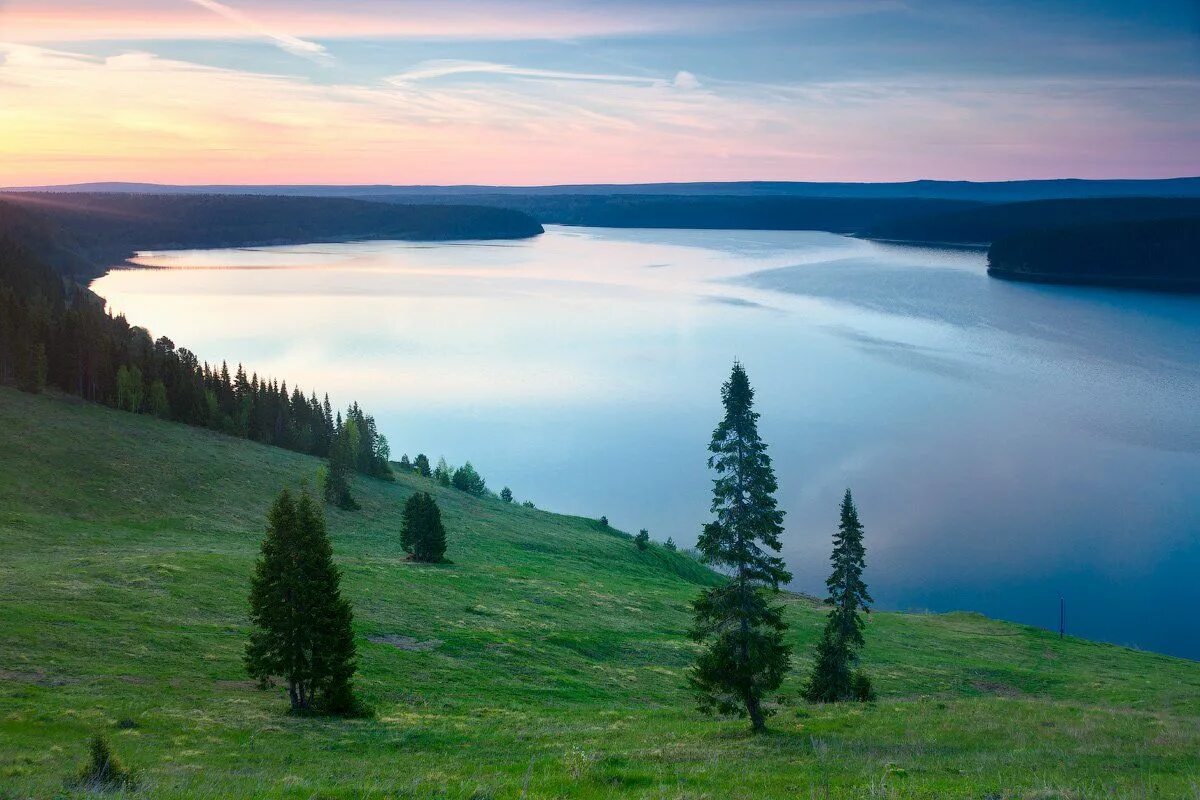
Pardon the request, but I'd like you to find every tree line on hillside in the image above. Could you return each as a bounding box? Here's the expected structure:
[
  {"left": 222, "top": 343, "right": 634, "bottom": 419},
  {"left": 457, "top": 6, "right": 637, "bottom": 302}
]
[
  {"left": 0, "top": 194, "right": 544, "bottom": 280},
  {"left": 0, "top": 233, "right": 392, "bottom": 481},
  {"left": 239, "top": 361, "right": 872, "bottom": 734}
]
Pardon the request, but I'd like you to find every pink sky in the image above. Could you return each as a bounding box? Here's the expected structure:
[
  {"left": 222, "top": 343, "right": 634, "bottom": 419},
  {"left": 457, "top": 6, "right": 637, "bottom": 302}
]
[{"left": 1, "top": 1, "right": 1197, "bottom": 184}]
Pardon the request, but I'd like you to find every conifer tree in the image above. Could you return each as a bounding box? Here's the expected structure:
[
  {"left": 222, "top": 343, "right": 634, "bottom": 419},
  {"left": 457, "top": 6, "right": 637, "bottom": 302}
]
[
  {"left": 413, "top": 453, "right": 431, "bottom": 477},
  {"left": 805, "top": 489, "right": 873, "bottom": 702},
  {"left": 401, "top": 492, "right": 447, "bottom": 563},
  {"left": 451, "top": 461, "right": 487, "bottom": 496},
  {"left": 665, "top": 537, "right": 677, "bottom": 551},
  {"left": 500, "top": 487, "right": 513, "bottom": 503},
  {"left": 635, "top": 529, "right": 650, "bottom": 550},
  {"left": 434, "top": 457, "right": 452, "bottom": 487},
  {"left": 324, "top": 420, "right": 358, "bottom": 510},
  {"left": 690, "top": 362, "right": 791, "bottom": 733},
  {"left": 246, "top": 488, "right": 358, "bottom": 714}
]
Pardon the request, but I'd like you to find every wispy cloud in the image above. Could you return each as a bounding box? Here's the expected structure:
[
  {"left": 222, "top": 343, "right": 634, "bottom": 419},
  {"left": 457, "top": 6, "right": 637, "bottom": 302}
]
[
  {"left": 386, "top": 60, "right": 702, "bottom": 88},
  {"left": 183, "top": 0, "right": 332, "bottom": 64},
  {"left": 0, "top": 42, "right": 1196, "bottom": 186},
  {"left": 0, "top": 0, "right": 903, "bottom": 43}
]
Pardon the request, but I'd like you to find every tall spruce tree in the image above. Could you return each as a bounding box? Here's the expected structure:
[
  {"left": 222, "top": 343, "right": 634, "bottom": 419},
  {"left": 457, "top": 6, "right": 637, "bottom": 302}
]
[
  {"left": 245, "top": 488, "right": 358, "bottom": 714},
  {"left": 324, "top": 419, "right": 358, "bottom": 510},
  {"left": 804, "top": 489, "right": 873, "bottom": 703},
  {"left": 401, "top": 492, "right": 447, "bottom": 563},
  {"left": 690, "top": 362, "right": 791, "bottom": 733}
]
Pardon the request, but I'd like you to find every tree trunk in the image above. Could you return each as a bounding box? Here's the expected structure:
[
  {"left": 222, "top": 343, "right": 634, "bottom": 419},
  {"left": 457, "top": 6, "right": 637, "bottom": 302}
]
[
  {"left": 746, "top": 693, "right": 766, "bottom": 733},
  {"left": 288, "top": 681, "right": 300, "bottom": 712}
]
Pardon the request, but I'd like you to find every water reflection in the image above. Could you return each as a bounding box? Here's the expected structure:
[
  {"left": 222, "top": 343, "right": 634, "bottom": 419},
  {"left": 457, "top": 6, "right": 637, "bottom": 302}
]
[{"left": 93, "top": 226, "right": 1200, "bottom": 658}]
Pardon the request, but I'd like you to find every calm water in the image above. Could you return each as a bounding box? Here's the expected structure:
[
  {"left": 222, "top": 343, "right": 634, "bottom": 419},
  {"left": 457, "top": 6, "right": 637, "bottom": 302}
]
[{"left": 92, "top": 226, "right": 1200, "bottom": 659}]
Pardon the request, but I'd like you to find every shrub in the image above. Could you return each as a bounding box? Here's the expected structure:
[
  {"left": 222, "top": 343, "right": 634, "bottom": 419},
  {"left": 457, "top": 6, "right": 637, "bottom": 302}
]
[
  {"left": 74, "top": 735, "right": 135, "bottom": 791},
  {"left": 851, "top": 669, "right": 876, "bottom": 702}
]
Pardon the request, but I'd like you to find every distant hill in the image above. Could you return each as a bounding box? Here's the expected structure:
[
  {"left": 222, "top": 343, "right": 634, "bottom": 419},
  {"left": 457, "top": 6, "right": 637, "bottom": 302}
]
[
  {"left": 0, "top": 193, "right": 543, "bottom": 278},
  {"left": 988, "top": 217, "right": 1200, "bottom": 291},
  {"left": 364, "top": 195, "right": 987, "bottom": 232},
  {"left": 862, "top": 197, "right": 1200, "bottom": 245},
  {"left": 9, "top": 176, "right": 1200, "bottom": 201}
]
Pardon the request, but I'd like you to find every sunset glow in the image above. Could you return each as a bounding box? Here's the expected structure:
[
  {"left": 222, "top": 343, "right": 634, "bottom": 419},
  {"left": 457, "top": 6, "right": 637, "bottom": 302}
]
[{"left": 2, "top": 0, "right": 1198, "bottom": 185}]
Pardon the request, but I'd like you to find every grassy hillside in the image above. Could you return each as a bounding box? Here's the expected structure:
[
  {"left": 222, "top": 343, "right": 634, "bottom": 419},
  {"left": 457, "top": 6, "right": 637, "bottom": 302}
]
[{"left": 1, "top": 387, "right": 1198, "bottom": 799}]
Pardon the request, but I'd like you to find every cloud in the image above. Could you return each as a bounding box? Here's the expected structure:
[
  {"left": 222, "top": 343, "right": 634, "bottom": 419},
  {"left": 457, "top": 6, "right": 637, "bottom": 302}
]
[
  {"left": 183, "top": 0, "right": 332, "bottom": 64},
  {"left": 0, "top": 0, "right": 904, "bottom": 43},
  {"left": 387, "top": 60, "right": 664, "bottom": 86},
  {"left": 672, "top": 70, "right": 701, "bottom": 90},
  {"left": 0, "top": 43, "right": 1197, "bottom": 186}
]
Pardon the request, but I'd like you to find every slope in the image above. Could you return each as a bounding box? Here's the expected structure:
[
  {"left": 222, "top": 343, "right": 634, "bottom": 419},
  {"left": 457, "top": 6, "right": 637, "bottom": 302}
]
[{"left": 0, "top": 388, "right": 1197, "bottom": 799}]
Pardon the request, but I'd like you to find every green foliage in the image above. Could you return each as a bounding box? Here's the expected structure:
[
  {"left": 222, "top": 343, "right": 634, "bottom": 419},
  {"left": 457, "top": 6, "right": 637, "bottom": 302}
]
[
  {"left": 451, "top": 461, "right": 487, "bottom": 496},
  {"left": 691, "top": 362, "right": 791, "bottom": 733},
  {"left": 401, "top": 491, "right": 447, "bottom": 563},
  {"left": 499, "top": 487, "right": 513, "bottom": 503},
  {"left": 805, "top": 490, "right": 873, "bottom": 703},
  {"left": 245, "top": 487, "right": 358, "bottom": 714},
  {"left": 413, "top": 453, "right": 431, "bottom": 477},
  {"left": 664, "top": 537, "right": 677, "bottom": 551},
  {"left": 74, "top": 734, "right": 135, "bottom": 791},
  {"left": 434, "top": 457, "right": 452, "bottom": 487},
  {"left": 599, "top": 516, "right": 608, "bottom": 527},
  {"left": 324, "top": 419, "right": 359, "bottom": 511},
  {"left": 148, "top": 379, "right": 170, "bottom": 419},
  {"left": 522, "top": 500, "right": 536, "bottom": 508},
  {"left": 635, "top": 529, "right": 650, "bottom": 550}
]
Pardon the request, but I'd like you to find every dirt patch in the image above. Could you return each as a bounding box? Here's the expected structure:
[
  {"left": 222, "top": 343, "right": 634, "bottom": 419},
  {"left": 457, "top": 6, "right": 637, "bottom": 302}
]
[
  {"left": 368, "top": 635, "right": 442, "bottom": 651},
  {"left": 0, "top": 668, "right": 76, "bottom": 686}
]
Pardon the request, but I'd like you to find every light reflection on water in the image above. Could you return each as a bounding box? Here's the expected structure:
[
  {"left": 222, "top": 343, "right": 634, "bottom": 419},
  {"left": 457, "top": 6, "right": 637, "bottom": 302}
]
[{"left": 93, "top": 226, "right": 1200, "bottom": 658}]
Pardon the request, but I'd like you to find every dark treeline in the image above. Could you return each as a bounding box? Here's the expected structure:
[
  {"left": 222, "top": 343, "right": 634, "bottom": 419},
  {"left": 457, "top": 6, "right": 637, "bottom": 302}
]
[
  {"left": 988, "top": 216, "right": 1200, "bottom": 291},
  {"left": 0, "top": 229, "right": 392, "bottom": 477},
  {"left": 862, "top": 197, "right": 1200, "bottom": 245},
  {"left": 371, "top": 194, "right": 985, "bottom": 233},
  {"left": 1, "top": 193, "right": 544, "bottom": 279}
]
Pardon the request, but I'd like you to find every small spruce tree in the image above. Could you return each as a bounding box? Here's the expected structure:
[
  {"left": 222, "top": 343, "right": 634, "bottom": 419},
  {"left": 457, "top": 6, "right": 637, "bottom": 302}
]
[
  {"left": 246, "top": 487, "right": 359, "bottom": 714},
  {"left": 451, "top": 461, "right": 487, "bottom": 496},
  {"left": 664, "top": 537, "right": 677, "bottom": 551},
  {"left": 804, "top": 489, "right": 873, "bottom": 703},
  {"left": 500, "top": 487, "right": 513, "bottom": 503},
  {"left": 401, "top": 492, "right": 447, "bottom": 563},
  {"left": 433, "top": 457, "right": 452, "bottom": 487},
  {"left": 75, "top": 734, "right": 134, "bottom": 791},
  {"left": 690, "top": 362, "right": 791, "bottom": 733},
  {"left": 413, "top": 453, "right": 431, "bottom": 477},
  {"left": 635, "top": 529, "right": 650, "bottom": 550}
]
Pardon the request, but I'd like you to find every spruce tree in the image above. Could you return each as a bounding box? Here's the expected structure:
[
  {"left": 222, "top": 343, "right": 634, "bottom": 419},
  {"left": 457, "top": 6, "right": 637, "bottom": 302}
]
[
  {"left": 665, "top": 537, "right": 677, "bottom": 551},
  {"left": 804, "top": 489, "right": 873, "bottom": 703},
  {"left": 690, "top": 362, "right": 791, "bottom": 733},
  {"left": 324, "top": 421, "right": 358, "bottom": 510},
  {"left": 413, "top": 453, "right": 431, "bottom": 477},
  {"left": 500, "top": 487, "right": 513, "bottom": 503},
  {"left": 451, "top": 461, "right": 487, "bottom": 496},
  {"left": 401, "top": 492, "right": 447, "bottom": 563},
  {"left": 246, "top": 488, "right": 358, "bottom": 714},
  {"left": 635, "top": 529, "right": 650, "bottom": 550}
]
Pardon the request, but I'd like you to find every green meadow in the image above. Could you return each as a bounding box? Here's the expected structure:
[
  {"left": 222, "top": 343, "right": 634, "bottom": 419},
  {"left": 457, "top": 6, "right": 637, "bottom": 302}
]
[{"left": 1, "top": 386, "right": 1197, "bottom": 799}]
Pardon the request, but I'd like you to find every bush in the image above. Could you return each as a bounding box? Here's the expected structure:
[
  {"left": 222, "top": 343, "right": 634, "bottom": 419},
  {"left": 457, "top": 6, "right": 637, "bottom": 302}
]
[
  {"left": 851, "top": 670, "right": 876, "bottom": 702},
  {"left": 74, "top": 735, "right": 135, "bottom": 791}
]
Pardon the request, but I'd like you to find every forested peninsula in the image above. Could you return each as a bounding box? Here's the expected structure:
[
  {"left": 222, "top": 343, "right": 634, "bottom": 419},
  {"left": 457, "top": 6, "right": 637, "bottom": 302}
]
[{"left": 0, "top": 193, "right": 543, "bottom": 279}]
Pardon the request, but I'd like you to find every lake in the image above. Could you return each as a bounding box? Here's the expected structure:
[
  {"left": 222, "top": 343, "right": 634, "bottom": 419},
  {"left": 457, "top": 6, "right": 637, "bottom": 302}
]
[{"left": 91, "top": 226, "right": 1200, "bottom": 659}]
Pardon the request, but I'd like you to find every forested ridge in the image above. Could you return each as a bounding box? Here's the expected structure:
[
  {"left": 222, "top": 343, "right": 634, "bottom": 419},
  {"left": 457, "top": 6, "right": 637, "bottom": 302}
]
[
  {"left": 0, "top": 198, "right": 395, "bottom": 477},
  {"left": 1, "top": 193, "right": 543, "bottom": 278},
  {"left": 987, "top": 216, "right": 1200, "bottom": 290},
  {"left": 861, "top": 196, "right": 1200, "bottom": 244}
]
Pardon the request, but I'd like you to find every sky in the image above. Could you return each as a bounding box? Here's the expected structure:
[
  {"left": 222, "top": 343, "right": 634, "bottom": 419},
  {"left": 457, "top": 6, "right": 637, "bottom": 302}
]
[{"left": 1, "top": 0, "right": 1198, "bottom": 185}]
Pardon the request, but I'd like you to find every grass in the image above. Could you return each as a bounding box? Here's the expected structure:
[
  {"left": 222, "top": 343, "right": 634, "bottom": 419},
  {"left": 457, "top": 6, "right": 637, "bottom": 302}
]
[{"left": 0, "top": 386, "right": 1198, "bottom": 798}]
